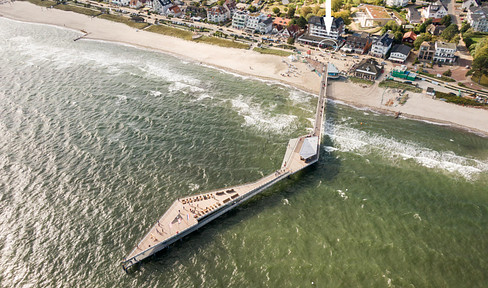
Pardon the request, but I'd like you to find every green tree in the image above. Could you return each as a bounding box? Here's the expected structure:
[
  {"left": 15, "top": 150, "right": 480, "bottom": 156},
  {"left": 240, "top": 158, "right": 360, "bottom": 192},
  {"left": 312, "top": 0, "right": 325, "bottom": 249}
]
[
  {"left": 332, "top": 0, "right": 343, "bottom": 12},
  {"left": 472, "top": 48, "right": 488, "bottom": 83},
  {"left": 394, "top": 30, "right": 403, "bottom": 43},
  {"left": 333, "top": 10, "right": 351, "bottom": 25},
  {"left": 287, "top": 5, "right": 296, "bottom": 18},
  {"left": 297, "top": 15, "right": 308, "bottom": 28},
  {"left": 413, "top": 33, "right": 432, "bottom": 50},
  {"left": 414, "top": 18, "right": 432, "bottom": 34},
  {"left": 273, "top": 7, "right": 280, "bottom": 15},
  {"left": 440, "top": 23, "right": 459, "bottom": 42},
  {"left": 287, "top": 36, "right": 295, "bottom": 44},
  {"left": 300, "top": 6, "right": 312, "bottom": 18},
  {"left": 460, "top": 22, "right": 471, "bottom": 34},
  {"left": 442, "top": 69, "right": 452, "bottom": 77},
  {"left": 440, "top": 15, "right": 451, "bottom": 26},
  {"left": 248, "top": 5, "right": 257, "bottom": 12}
]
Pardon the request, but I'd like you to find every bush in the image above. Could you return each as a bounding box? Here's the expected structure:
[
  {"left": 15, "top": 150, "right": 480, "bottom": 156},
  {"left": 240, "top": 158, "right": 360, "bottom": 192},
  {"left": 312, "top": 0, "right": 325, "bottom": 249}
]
[
  {"left": 435, "top": 91, "right": 486, "bottom": 106},
  {"left": 442, "top": 69, "right": 452, "bottom": 77},
  {"left": 379, "top": 80, "right": 422, "bottom": 93}
]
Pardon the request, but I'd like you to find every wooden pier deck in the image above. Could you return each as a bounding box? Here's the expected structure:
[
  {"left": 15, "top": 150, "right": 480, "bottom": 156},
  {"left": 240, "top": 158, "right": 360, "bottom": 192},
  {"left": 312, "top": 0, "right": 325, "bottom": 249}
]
[{"left": 121, "top": 66, "right": 328, "bottom": 271}]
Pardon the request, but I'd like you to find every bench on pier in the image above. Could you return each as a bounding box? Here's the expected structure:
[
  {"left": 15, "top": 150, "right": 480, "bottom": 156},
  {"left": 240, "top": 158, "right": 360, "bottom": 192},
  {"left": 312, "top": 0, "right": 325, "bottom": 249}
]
[
  {"left": 223, "top": 198, "right": 231, "bottom": 204},
  {"left": 226, "top": 189, "right": 235, "bottom": 193},
  {"left": 231, "top": 194, "right": 239, "bottom": 199},
  {"left": 216, "top": 191, "right": 225, "bottom": 196}
]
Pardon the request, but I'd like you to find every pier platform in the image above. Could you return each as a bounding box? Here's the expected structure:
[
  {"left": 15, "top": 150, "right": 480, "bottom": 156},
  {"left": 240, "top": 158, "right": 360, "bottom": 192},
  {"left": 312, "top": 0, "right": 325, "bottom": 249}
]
[{"left": 121, "top": 66, "right": 328, "bottom": 272}]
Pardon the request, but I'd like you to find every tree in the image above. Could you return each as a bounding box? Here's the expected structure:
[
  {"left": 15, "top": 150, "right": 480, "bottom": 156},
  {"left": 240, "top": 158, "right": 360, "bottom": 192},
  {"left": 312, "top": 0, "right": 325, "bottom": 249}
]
[
  {"left": 460, "top": 22, "right": 471, "bottom": 34},
  {"left": 332, "top": 0, "right": 343, "bottom": 12},
  {"left": 440, "top": 23, "right": 459, "bottom": 42},
  {"left": 248, "top": 5, "right": 257, "bottom": 12},
  {"left": 411, "top": 0, "right": 416, "bottom": 3},
  {"left": 287, "top": 5, "right": 295, "bottom": 18},
  {"left": 287, "top": 37, "right": 295, "bottom": 45},
  {"left": 273, "top": 7, "right": 280, "bottom": 15},
  {"left": 394, "top": 31, "right": 403, "bottom": 43},
  {"left": 442, "top": 69, "right": 452, "bottom": 77},
  {"left": 472, "top": 48, "right": 488, "bottom": 83},
  {"left": 413, "top": 33, "right": 432, "bottom": 50},
  {"left": 414, "top": 18, "right": 432, "bottom": 34},
  {"left": 297, "top": 15, "right": 308, "bottom": 28},
  {"left": 300, "top": 6, "right": 312, "bottom": 18},
  {"left": 440, "top": 15, "right": 451, "bottom": 26},
  {"left": 333, "top": 10, "right": 351, "bottom": 25}
]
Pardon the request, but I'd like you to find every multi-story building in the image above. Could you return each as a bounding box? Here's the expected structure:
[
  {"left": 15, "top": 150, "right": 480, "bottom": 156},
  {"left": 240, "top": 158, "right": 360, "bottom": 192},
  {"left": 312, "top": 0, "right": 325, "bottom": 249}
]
[
  {"left": 434, "top": 41, "right": 456, "bottom": 63},
  {"left": 388, "top": 44, "right": 412, "bottom": 63},
  {"left": 207, "top": 6, "right": 228, "bottom": 22},
  {"left": 357, "top": 5, "right": 395, "bottom": 27},
  {"left": 153, "top": 0, "right": 173, "bottom": 14},
  {"left": 385, "top": 0, "right": 408, "bottom": 7},
  {"left": 369, "top": 32, "right": 394, "bottom": 58},
  {"left": 307, "top": 16, "right": 344, "bottom": 39},
  {"left": 257, "top": 18, "right": 273, "bottom": 34},
  {"left": 422, "top": 1, "right": 448, "bottom": 19},
  {"left": 467, "top": 6, "right": 488, "bottom": 32},
  {"left": 418, "top": 41, "right": 456, "bottom": 63},
  {"left": 407, "top": 7, "right": 422, "bottom": 24},
  {"left": 341, "top": 32, "right": 372, "bottom": 54},
  {"left": 232, "top": 10, "right": 248, "bottom": 29},
  {"left": 246, "top": 12, "right": 263, "bottom": 31},
  {"left": 354, "top": 58, "right": 384, "bottom": 80}
]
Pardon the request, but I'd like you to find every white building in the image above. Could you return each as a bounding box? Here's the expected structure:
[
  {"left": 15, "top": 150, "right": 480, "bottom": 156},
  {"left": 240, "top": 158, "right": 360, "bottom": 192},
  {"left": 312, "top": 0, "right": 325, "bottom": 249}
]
[
  {"left": 467, "top": 6, "right": 488, "bottom": 32},
  {"left": 232, "top": 10, "right": 248, "bottom": 29},
  {"left": 422, "top": 1, "right": 448, "bottom": 19},
  {"left": 257, "top": 17, "right": 273, "bottom": 34},
  {"left": 370, "top": 32, "right": 394, "bottom": 58},
  {"left": 153, "top": 0, "right": 173, "bottom": 14},
  {"left": 112, "top": 0, "right": 130, "bottom": 6},
  {"left": 388, "top": 44, "right": 412, "bottom": 63},
  {"left": 307, "top": 16, "right": 344, "bottom": 39},
  {"left": 434, "top": 41, "right": 456, "bottom": 63},
  {"left": 207, "top": 6, "right": 228, "bottom": 22},
  {"left": 385, "top": 0, "right": 408, "bottom": 7},
  {"left": 246, "top": 12, "right": 263, "bottom": 31}
]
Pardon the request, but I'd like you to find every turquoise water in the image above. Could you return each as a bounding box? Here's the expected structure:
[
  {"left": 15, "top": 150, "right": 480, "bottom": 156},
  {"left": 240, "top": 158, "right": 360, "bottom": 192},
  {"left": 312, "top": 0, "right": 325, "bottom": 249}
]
[{"left": 1, "top": 17, "right": 487, "bottom": 287}]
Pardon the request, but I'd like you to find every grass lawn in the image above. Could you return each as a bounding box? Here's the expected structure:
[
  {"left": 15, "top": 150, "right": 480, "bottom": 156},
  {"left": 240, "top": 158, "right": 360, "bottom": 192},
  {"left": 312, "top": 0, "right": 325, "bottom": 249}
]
[
  {"left": 54, "top": 3, "right": 102, "bottom": 17},
  {"left": 379, "top": 80, "right": 422, "bottom": 93},
  {"left": 22, "top": 0, "right": 57, "bottom": 7},
  {"left": 98, "top": 14, "right": 149, "bottom": 29},
  {"left": 146, "top": 24, "right": 192, "bottom": 40},
  {"left": 194, "top": 36, "right": 250, "bottom": 49},
  {"left": 348, "top": 76, "right": 375, "bottom": 86},
  {"left": 253, "top": 47, "right": 293, "bottom": 56}
]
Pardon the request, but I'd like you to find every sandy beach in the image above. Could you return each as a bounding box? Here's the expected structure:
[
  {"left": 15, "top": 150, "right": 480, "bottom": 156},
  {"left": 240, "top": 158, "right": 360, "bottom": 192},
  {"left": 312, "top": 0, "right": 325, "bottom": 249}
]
[{"left": 1, "top": 1, "right": 488, "bottom": 135}]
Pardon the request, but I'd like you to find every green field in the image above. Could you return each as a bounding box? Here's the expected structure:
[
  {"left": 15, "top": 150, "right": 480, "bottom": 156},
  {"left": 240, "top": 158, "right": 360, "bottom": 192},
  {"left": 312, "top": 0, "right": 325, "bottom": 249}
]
[
  {"left": 98, "top": 14, "right": 149, "bottom": 29},
  {"left": 195, "top": 36, "right": 249, "bottom": 49},
  {"left": 253, "top": 47, "right": 293, "bottom": 56},
  {"left": 379, "top": 79, "right": 423, "bottom": 93},
  {"left": 348, "top": 76, "right": 375, "bottom": 85},
  {"left": 146, "top": 24, "right": 193, "bottom": 40},
  {"left": 54, "top": 3, "right": 102, "bottom": 17},
  {"left": 22, "top": 0, "right": 57, "bottom": 7}
]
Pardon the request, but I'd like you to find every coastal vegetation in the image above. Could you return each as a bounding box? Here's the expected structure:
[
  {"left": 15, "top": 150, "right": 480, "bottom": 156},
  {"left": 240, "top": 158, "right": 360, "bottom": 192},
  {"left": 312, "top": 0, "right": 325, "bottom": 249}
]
[
  {"left": 21, "top": 0, "right": 57, "bottom": 7},
  {"left": 99, "top": 14, "right": 149, "bottom": 29},
  {"left": 379, "top": 80, "right": 422, "bottom": 93},
  {"left": 194, "top": 36, "right": 250, "bottom": 49},
  {"left": 146, "top": 24, "right": 193, "bottom": 40},
  {"left": 253, "top": 47, "right": 293, "bottom": 56},
  {"left": 54, "top": 2, "right": 102, "bottom": 17},
  {"left": 348, "top": 76, "right": 374, "bottom": 86},
  {"left": 435, "top": 91, "right": 487, "bottom": 106}
]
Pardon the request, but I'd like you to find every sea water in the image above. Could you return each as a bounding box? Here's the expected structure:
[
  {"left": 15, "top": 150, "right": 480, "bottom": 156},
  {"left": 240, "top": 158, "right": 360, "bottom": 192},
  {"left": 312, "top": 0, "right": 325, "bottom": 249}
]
[{"left": 1, "top": 17, "right": 487, "bottom": 287}]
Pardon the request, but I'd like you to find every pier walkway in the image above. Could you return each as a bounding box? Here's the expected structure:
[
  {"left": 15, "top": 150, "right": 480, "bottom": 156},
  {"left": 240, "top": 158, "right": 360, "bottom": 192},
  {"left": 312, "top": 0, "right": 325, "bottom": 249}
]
[{"left": 121, "top": 66, "right": 329, "bottom": 272}]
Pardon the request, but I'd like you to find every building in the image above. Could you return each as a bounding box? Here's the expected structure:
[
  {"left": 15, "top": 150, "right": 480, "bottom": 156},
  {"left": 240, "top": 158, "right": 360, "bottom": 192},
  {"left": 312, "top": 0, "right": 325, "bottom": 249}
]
[
  {"left": 369, "top": 32, "right": 394, "bottom": 58},
  {"left": 185, "top": 6, "right": 207, "bottom": 18},
  {"left": 426, "top": 87, "right": 435, "bottom": 96},
  {"left": 232, "top": 10, "right": 248, "bottom": 29},
  {"left": 418, "top": 41, "right": 457, "bottom": 63},
  {"left": 467, "top": 6, "right": 488, "bottom": 32},
  {"left": 385, "top": 0, "right": 408, "bottom": 7},
  {"left": 407, "top": 7, "right": 422, "bottom": 24},
  {"left": 462, "top": 0, "right": 480, "bottom": 11},
  {"left": 308, "top": 16, "right": 344, "bottom": 39},
  {"left": 153, "top": 0, "right": 173, "bottom": 14},
  {"left": 257, "top": 17, "right": 273, "bottom": 34},
  {"left": 357, "top": 5, "right": 395, "bottom": 27},
  {"left": 223, "top": 0, "right": 237, "bottom": 16},
  {"left": 434, "top": 41, "right": 456, "bottom": 63},
  {"left": 422, "top": 1, "right": 448, "bottom": 20},
  {"left": 388, "top": 44, "right": 412, "bottom": 63},
  {"left": 418, "top": 41, "right": 434, "bottom": 62},
  {"left": 391, "top": 65, "right": 417, "bottom": 80},
  {"left": 341, "top": 32, "right": 373, "bottom": 54},
  {"left": 402, "top": 31, "right": 417, "bottom": 43},
  {"left": 354, "top": 58, "right": 384, "bottom": 80},
  {"left": 327, "top": 63, "right": 340, "bottom": 79},
  {"left": 207, "top": 6, "right": 228, "bottom": 22},
  {"left": 273, "top": 17, "right": 291, "bottom": 31},
  {"left": 427, "top": 24, "right": 446, "bottom": 35},
  {"left": 112, "top": 0, "right": 130, "bottom": 6},
  {"left": 281, "top": 24, "right": 301, "bottom": 38}
]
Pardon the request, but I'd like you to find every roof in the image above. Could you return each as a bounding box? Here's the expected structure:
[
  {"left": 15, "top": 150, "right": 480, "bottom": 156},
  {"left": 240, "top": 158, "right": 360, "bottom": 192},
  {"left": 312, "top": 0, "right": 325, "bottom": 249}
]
[
  {"left": 375, "top": 32, "right": 394, "bottom": 47},
  {"left": 429, "top": 0, "right": 447, "bottom": 12},
  {"left": 427, "top": 87, "right": 434, "bottom": 92},
  {"left": 259, "top": 17, "right": 273, "bottom": 25},
  {"left": 361, "top": 4, "right": 392, "bottom": 20},
  {"left": 403, "top": 31, "right": 417, "bottom": 40},
  {"left": 436, "top": 41, "right": 457, "bottom": 50},
  {"left": 355, "top": 58, "right": 383, "bottom": 75},
  {"left": 390, "top": 44, "right": 412, "bottom": 55},
  {"left": 299, "top": 137, "right": 318, "bottom": 159},
  {"left": 328, "top": 62, "right": 339, "bottom": 74},
  {"left": 308, "top": 16, "right": 344, "bottom": 29},
  {"left": 273, "top": 17, "right": 291, "bottom": 26},
  {"left": 427, "top": 24, "right": 446, "bottom": 35},
  {"left": 407, "top": 6, "right": 421, "bottom": 21}
]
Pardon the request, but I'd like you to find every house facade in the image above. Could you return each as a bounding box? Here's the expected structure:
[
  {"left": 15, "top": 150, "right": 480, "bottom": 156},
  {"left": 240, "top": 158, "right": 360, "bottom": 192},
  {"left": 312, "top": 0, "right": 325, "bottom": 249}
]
[
  {"left": 370, "top": 32, "right": 394, "bottom": 58},
  {"left": 153, "top": 0, "right": 173, "bottom": 14},
  {"left": 354, "top": 58, "right": 384, "bottom": 80},
  {"left": 434, "top": 41, "right": 456, "bottom": 63},
  {"left": 418, "top": 41, "right": 434, "bottom": 62},
  {"left": 422, "top": 1, "right": 448, "bottom": 19},
  {"left": 232, "top": 10, "right": 248, "bottom": 29},
  {"left": 467, "top": 6, "right": 488, "bottom": 32},
  {"left": 207, "top": 6, "right": 228, "bottom": 22},
  {"left": 341, "top": 32, "right": 372, "bottom": 54},
  {"left": 385, "top": 0, "right": 408, "bottom": 7},
  {"left": 257, "top": 18, "right": 273, "bottom": 34},
  {"left": 388, "top": 44, "right": 412, "bottom": 63},
  {"left": 308, "top": 16, "right": 344, "bottom": 39}
]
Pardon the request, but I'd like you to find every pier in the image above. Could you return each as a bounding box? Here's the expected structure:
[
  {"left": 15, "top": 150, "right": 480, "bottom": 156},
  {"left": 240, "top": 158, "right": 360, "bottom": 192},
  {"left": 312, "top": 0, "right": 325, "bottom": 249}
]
[{"left": 121, "top": 66, "right": 329, "bottom": 272}]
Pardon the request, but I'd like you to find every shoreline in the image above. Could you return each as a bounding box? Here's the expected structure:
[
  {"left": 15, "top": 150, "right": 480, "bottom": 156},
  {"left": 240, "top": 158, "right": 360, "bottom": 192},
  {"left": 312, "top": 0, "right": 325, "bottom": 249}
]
[{"left": 1, "top": 1, "right": 488, "bottom": 137}]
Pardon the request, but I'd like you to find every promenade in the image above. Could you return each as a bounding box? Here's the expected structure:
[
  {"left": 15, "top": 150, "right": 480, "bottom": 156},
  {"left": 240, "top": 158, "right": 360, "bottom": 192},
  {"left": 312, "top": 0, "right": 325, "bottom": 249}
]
[{"left": 122, "top": 66, "right": 328, "bottom": 271}]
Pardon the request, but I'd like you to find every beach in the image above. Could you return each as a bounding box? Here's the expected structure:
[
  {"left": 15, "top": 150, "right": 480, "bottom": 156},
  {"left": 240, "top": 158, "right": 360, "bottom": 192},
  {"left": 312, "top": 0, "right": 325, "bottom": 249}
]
[{"left": 1, "top": 1, "right": 487, "bottom": 135}]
